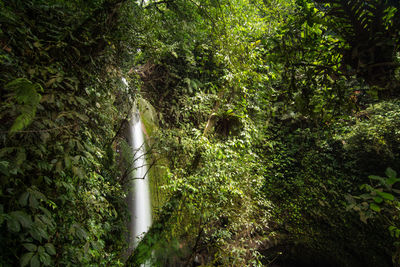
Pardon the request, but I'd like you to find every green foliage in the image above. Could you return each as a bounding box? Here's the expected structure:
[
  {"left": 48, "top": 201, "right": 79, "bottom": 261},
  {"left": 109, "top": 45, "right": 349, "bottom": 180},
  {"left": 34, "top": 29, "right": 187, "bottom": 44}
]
[
  {"left": 1, "top": 0, "right": 399, "bottom": 266},
  {"left": 0, "top": 0, "right": 135, "bottom": 265},
  {"left": 312, "top": 0, "right": 400, "bottom": 89},
  {"left": 347, "top": 167, "right": 400, "bottom": 261},
  {"left": 264, "top": 0, "right": 400, "bottom": 128},
  {"left": 337, "top": 101, "right": 400, "bottom": 175},
  {"left": 128, "top": 0, "right": 399, "bottom": 265},
  {"left": 255, "top": 101, "right": 400, "bottom": 265},
  {"left": 4, "top": 78, "right": 43, "bottom": 133},
  {"left": 150, "top": 122, "right": 270, "bottom": 265},
  {"left": 258, "top": 123, "right": 393, "bottom": 266}
]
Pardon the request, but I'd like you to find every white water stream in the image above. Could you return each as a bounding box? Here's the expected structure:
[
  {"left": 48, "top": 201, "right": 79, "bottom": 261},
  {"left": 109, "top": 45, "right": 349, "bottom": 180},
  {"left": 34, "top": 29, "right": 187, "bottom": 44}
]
[
  {"left": 121, "top": 77, "right": 152, "bottom": 261},
  {"left": 127, "top": 111, "right": 152, "bottom": 254}
]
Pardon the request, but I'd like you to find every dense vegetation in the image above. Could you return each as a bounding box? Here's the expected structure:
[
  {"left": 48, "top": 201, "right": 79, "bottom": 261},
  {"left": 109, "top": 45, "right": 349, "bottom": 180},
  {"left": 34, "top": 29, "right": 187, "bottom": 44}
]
[{"left": 1, "top": 0, "right": 399, "bottom": 266}]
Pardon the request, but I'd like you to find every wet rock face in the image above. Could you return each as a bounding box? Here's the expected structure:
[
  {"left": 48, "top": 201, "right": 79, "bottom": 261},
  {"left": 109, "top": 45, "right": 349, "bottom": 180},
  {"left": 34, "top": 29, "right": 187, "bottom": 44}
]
[{"left": 138, "top": 98, "right": 159, "bottom": 138}]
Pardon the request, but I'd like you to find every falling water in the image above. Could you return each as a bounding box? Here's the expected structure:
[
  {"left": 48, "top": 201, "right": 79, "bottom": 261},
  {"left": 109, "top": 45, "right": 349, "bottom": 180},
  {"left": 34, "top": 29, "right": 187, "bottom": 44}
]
[
  {"left": 121, "top": 77, "right": 152, "bottom": 260},
  {"left": 127, "top": 110, "right": 152, "bottom": 255}
]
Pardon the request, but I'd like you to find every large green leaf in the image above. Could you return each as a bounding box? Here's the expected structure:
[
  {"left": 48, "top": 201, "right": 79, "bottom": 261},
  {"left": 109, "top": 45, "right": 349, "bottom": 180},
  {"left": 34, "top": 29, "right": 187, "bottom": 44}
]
[
  {"left": 11, "top": 210, "right": 32, "bottom": 228},
  {"left": 368, "top": 175, "right": 385, "bottom": 184},
  {"left": 370, "top": 203, "right": 381, "bottom": 212},
  {"left": 376, "top": 191, "right": 394, "bottom": 201},
  {"left": 0, "top": 161, "right": 10, "bottom": 176},
  {"left": 23, "top": 243, "right": 37, "bottom": 252},
  {"left": 19, "top": 192, "right": 30, "bottom": 207},
  {"left": 5, "top": 78, "right": 43, "bottom": 134},
  {"left": 44, "top": 243, "right": 56, "bottom": 256},
  {"left": 39, "top": 252, "right": 51, "bottom": 266},
  {"left": 385, "top": 167, "right": 397, "bottom": 179},
  {"left": 373, "top": 196, "right": 383, "bottom": 203},
  {"left": 7, "top": 217, "right": 20, "bottom": 232},
  {"left": 30, "top": 254, "right": 40, "bottom": 267},
  {"left": 20, "top": 252, "right": 34, "bottom": 267}
]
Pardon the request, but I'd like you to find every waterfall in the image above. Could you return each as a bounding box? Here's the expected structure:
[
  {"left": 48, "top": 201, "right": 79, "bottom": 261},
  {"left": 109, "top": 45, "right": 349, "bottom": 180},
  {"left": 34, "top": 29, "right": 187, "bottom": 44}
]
[
  {"left": 127, "top": 110, "right": 152, "bottom": 255},
  {"left": 121, "top": 77, "right": 152, "bottom": 261}
]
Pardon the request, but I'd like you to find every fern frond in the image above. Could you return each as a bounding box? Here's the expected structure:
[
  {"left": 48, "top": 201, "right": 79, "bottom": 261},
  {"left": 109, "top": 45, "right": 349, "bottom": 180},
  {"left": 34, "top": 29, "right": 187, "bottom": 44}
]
[
  {"left": 4, "top": 78, "right": 43, "bottom": 134},
  {"left": 314, "top": 0, "right": 400, "bottom": 87}
]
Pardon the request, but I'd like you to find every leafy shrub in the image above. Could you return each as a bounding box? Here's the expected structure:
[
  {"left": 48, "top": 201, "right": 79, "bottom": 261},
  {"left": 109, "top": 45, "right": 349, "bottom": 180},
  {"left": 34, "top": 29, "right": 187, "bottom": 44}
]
[{"left": 259, "top": 109, "right": 399, "bottom": 266}]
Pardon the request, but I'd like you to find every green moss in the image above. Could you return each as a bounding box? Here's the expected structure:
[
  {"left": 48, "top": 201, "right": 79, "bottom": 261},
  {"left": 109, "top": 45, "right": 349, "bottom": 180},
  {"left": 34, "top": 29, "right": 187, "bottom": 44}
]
[
  {"left": 137, "top": 98, "right": 169, "bottom": 216},
  {"left": 139, "top": 98, "right": 159, "bottom": 138}
]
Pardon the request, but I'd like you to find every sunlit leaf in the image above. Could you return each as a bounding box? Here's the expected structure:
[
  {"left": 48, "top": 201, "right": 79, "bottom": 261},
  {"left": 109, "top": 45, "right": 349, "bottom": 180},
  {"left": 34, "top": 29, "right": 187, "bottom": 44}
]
[
  {"left": 376, "top": 191, "right": 394, "bottom": 201},
  {"left": 370, "top": 203, "right": 381, "bottom": 212}
]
